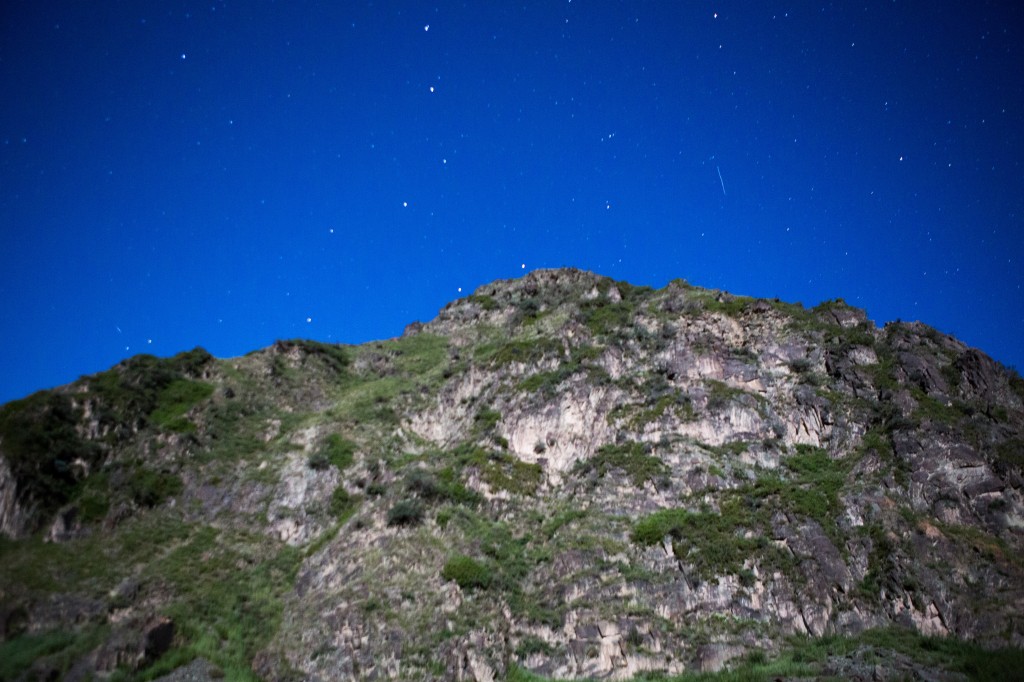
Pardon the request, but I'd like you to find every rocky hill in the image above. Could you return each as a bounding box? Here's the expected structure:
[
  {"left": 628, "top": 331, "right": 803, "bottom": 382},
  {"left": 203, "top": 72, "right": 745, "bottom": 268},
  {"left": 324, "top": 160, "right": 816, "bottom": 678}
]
[{"left": 1, "top": 268, "right": 1023, "bottom": 681}]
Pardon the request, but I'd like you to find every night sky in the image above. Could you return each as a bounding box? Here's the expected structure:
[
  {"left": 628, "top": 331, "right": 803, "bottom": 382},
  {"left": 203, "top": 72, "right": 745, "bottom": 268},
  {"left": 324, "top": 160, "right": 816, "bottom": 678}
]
[{"left": 2, "top": 2, "right": 1022, "bottom": 404}]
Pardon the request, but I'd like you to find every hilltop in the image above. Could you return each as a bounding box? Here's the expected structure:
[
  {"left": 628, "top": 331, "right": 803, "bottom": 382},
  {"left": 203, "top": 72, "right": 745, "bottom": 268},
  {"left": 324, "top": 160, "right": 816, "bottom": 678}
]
[{"left": 1, "top": 268, "right": 1023, "bottom": 681}]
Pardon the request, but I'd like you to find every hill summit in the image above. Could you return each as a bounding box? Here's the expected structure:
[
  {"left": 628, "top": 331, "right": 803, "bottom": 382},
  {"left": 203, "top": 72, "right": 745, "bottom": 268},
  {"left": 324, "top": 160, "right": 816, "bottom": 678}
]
[{"left": 1, "top": 268, "right": 1023, "bottom": 681}]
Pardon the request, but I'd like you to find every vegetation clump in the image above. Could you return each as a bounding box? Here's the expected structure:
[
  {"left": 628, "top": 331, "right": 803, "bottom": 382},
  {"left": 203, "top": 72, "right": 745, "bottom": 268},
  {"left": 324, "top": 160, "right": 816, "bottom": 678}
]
[
  {"left": 576, "top": 441, "right": 668, "bottom": 487},
  {"left": 329, "top": 487, "right": 360, "bottom": 520},
  {"left": 0, "top": 391, "right": 101, "bottom": 521},
  {"left": 631, "top": 501, "right": 763, "bottom": 580},
  {"left": 443, "top": 443, "right": 543, "bottom": 496},
  {"left": 307, "top": 434, "right": 357, "bottom": 471},
  {"left": 387, "top": 499, "right": 425, "bottom": 527},
  {"left": 149, "top": 378, "right": 214, "bottom": 432},
  {"left": 441, "top": 554, "right": 491, "bottom": 590}
]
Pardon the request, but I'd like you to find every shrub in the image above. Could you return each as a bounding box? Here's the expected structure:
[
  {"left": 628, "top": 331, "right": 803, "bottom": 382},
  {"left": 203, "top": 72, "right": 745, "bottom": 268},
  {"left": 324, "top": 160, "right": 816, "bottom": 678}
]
[
  {"left": 488, "top": 338, "right": 561, "bottom": 366},
  {"left": 473, "top": 408, "right": 502, "bottom": 434},
  {"left": 578, "top": 442, "right": 667, "bottom": 487},
  {"left": 705, "top": 379, "right": 751, "bottom": 412},
  {"left": 445, "top": 443, "right": 542, "bottom": 496},
  {"left": 329, "top": 487, "right": 359, "bottom": 519},
  {"left": 88, "top": 348, "right": 214, "bottom": 431},
  {"left": 441, "top": 554, "right": 491, "bottom": 590},
  {"left": 387, "top": 499, "right": 424, "bottom": 527},
  {"left": 308, "top": 434, "right": 356, "bottom": 471},
  {"left": 127, "top": 469, "right": 183, "bottom": 508},
  {"left": 272, "top": 339, "right": 350, "bottom": 375},
  {"left": 468, "top": 294, "right": 498, "bottom": 310},
  {"left": 515, "top": 635, "right": 553, "bottom": 657},
  {"left": 994, "top": 438, "right": 1024, "bottom": 474},
  {"left": 632, "top": 501, "right": 763, "bottom": 579},
  {"left": 77, "top": 485, "right": 110, "bottom": 523},
  {"left": 150, "top": 379, "right": 214, "bottom": 432},
  {"left": 632, "top": 508, "right": 691, "bottom": 545},
  {"left": 405, "top": 468, "right": 443, "bottom": 499},
  {"left": 0, "top": 391, "right": 101, "bottom": 520}
]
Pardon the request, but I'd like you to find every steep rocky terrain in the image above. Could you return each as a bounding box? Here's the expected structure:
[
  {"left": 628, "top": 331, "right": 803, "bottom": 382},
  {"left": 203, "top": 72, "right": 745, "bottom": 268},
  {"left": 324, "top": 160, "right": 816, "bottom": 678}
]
[{"left": 1, "top": 268, "right": 1023, "bottom": 681}]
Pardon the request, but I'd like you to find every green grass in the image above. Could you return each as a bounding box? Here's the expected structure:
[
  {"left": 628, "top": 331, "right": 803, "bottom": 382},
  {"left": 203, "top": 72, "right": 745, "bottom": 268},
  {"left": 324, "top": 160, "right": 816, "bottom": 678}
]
[
  {"left": 88, "top": 349, "right": 215, "bottom": 428},
  {"left": 387, "top": 499, "right": 425, "bottom": 527},
  {"left": 0, "top": 627, "right": 109, "bottom": 681},
  {"left": 609, "top": 392, "right": 695, "bottom": 429},
  {"left": 143, "top": 524, "right": 301, "bottom": 681},
  {"left": 994, "top": 438, "right": 1024, "bottom": 474},
  {"left": 576, "top": 282, "right": 655, "bottom": 337},
  {"left": 780, "top": 445, "right": 846, "bottom": 528},
  {"left": 149, "top": 379, "right": 214, "bottom": 432},
  {"left": 441, "top": 554, "right": 491, "bottom": 590},
  {"left": 576, "top": 441, "right": 668, "bottom": 487},
  {"left": 473, "top": 408, "right": 502, "bottom": 434},
  {"left": 0, "top": 348, "right": 218, "bottom": 525},
  {"left": 308, "top": 433, "right": 357, "bottom": 470},
  {"left": 468, "top": 293, "right": 498, "bottom": 310},
  {"left": 479, "top": 337, "right": 562, "bottom": 366},
  {"left": 327, "top": 333, "right": 450, "bottom": 425},
  {"left": 329, "top": 487, "right": 360, "bottom": 519},
  {"left": 631, "top": 500, "right": 764, "bottom": 580},
  {"left": 517, "top": 344, "right": 603, "bottom": 395},
  {"left": 405, "top": 467, "right": 483, "bottom": 508},
  {"left": 0, "top": 510, "right": 303, "bottom": 681},
  {"left": 697, "top": 293, "right": 753, "bottom": 317},
  {"left": 443, "top": 443, "right": 543, "bottom": 496},
  {"left": 704, "top": 380, "right": 758, "bottom": 412},
  {"left": 0, "top": 390, "right": 102, "bottom": 522},
  {"left": 443, "top": 509, "right": 559, "bottom": 626},
  {"left": 704, "top": 440, "right": 749, "bottom": 457},
  {"left": 581, "top": 299, "right": 636, "bottom": 335},
  {"left": 509, "top": 627, "right": 1024, "bottom": 682},
  {"left": 629, "top": 446, "right": 849, "bottom": 579},
  {"left": 381, "top": 333, "right": 449, "bottom": 375},
  {"left": 125, "top": 467, "right": 184, "bottom": 508}
]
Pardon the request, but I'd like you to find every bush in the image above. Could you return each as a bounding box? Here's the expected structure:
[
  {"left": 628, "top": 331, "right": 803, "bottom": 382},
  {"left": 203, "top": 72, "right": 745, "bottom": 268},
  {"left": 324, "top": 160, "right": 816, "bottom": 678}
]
[
  {"left": 0, "top": 391, "right": 101, "bottom": 520},
  {"left": 150, "top": 379, "right": 214, "bottom": 432},
  {"left": 441, "top": 554, "right": 491, "bottom": 590},
  {"left": 515, "top": 635, "right": 553, "bottom": 657},
  {"left": 405, "top": 468, "right": 442, "bottom": 499},
  {"left": 632, "top": 508, "right": 691, "bottom": 545},
  {"left": 445, "top": 443, "right": 542, "bottom": 496},
  {"left": 473, "top": 408, "right": 502, "bottom": 434},
  {"left": 468, "top": 294, "right": 498, "bottom": 310},
  {"left": 577, "top": 441, "right": 667, "bottom": 487},
  {"left": 308, "top": 434, "right": 356, "bottom": 471},
  {"left": 329, "top": 487, "right": 359, "bottom": 519},
  {"left": 632, "top": 502, "right": 762, "bottom": 579},
  {"left": 127, "top": 469, "right": 183, "bottom": 508},
  {"left": 387, "top": 499, "right": 424, "bottom": 527}
]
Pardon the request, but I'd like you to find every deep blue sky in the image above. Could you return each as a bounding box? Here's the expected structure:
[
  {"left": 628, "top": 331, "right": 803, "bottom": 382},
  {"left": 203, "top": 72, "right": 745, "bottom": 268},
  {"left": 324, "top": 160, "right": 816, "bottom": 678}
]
[{"left": 2, "top": 1, "right": 1022, "bottom": 404}]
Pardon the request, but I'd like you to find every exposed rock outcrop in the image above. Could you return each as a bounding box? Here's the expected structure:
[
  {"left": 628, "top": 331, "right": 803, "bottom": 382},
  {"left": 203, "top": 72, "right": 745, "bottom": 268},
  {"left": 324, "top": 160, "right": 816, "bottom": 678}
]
[{"left": 1, "top": 269, "right": 1022, "bottom": 681}]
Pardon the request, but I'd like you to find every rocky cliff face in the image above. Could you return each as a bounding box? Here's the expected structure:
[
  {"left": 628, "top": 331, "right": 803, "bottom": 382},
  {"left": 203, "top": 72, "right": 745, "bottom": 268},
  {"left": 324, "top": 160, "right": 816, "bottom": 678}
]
[{"left": 1, "top": 268, "right": 1022, "bottom": 681}]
